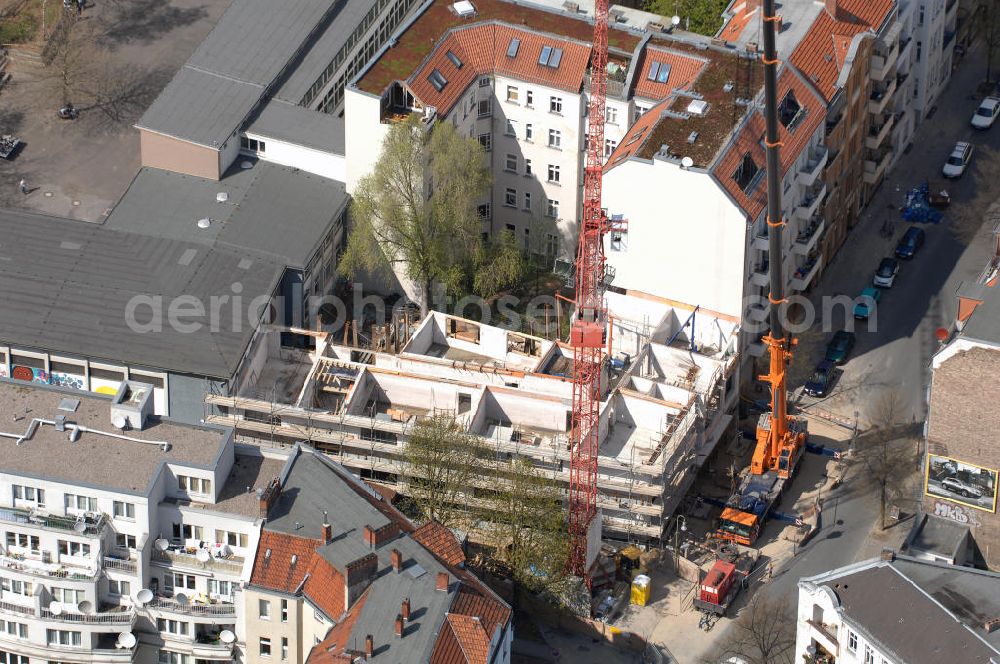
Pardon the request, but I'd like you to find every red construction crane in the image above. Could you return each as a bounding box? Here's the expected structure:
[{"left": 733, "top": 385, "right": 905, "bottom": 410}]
[{"left": 567, "top": 0, "right": 617, "bottom": 579}]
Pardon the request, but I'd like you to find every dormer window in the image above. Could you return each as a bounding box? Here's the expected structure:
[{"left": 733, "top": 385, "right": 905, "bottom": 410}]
[
  {"left": 446, "top": 50, "right": 463, "bottom": 69},
  {"left": 733, "top": 152, "right": 760, "bottom": 193},
  {"left": 647, "top": 61, "right": 670, "bottom": 83},
  {"left": 428, "top": 69, "right": 448, "bottom": 92},
  {"left": 779, "top": 90, "right": 803, "bottom": 129}
]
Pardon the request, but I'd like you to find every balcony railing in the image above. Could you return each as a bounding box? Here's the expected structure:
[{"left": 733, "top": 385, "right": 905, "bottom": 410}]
[
  {"left": 148, "top": 596, "right": 237, "bottom": 617},
  {"left": 152, "top": 548, "right": 244, "bottom": 576},
  {"left": 871, "top": 44, "right": 899, "bottom": 81},
  {"left": 750, "top": 261, "right": 770, "bottom": 287},
  {"left": 791, "top": 255, "right": 822, "bottom": 291},
  {"left": 40, "top": 607, "right": 135, "bottom": 625},
  {"left": 868, "top": 78, "right": 897, "bottom": 114},
  {"left": 794, "top": 217, "right": 825, "bottom": 256},
  {"left": 825, "top": 113, "right": 844, "bottom": 136},
  {"left": 0, "top": 507, "right": 105, "bottom": 536},
  {"left": 0, "top": 553, "right": 97, "bottom": 581},
  {"left": 797, "top": 145, "right": 828, "bottom": 186},
  {"left": 102, "top": 555, "right": 137, "bottom": 574},
  {"left": 866, "top": 115, "right": 894, "bottom": 149},
  {"left": 192, "top": 639, "right": 236, "bottom": 659},
  {"left": 864, "top": 150, "right": 893, "bottom": 184},
  {"left": 0, "top": 599, "right": 35, "bottom": 617},
  {"left": 794, "top": 183, "right": 827, "bottom": 221}
]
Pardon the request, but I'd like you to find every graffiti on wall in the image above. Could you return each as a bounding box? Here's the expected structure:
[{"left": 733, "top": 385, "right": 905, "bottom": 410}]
[
  {"left": 11, "top": 366, "right": 50, "bottom": 384},
  {"left": 0, "top": 364, "right": 7, "bottom": 378},
  {"left": 932, "top": 500, "right": 983, "bottom": 528},
  {"left": 50, "top": 372, "right": 85, "bottom": 390}
]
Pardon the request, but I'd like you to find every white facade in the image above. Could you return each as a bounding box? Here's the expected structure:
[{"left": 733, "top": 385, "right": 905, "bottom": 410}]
[
  {"left": 796, "top": 580, "right": 896, "bottom": 664},
  {"left": 912, "top": 0, "right": 951, "bottom": 118},
  {"left": 240, "top": 133, "right": 346, "bottom": 182}
]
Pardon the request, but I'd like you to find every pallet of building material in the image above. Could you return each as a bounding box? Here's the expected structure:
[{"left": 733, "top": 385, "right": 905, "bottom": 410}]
[{"left": 0, "top": 135, "right": 19, "bottom": 159}]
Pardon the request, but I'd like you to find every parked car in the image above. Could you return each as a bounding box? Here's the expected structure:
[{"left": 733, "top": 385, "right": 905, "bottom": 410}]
[
  {"left": 895, "top": 226, "right": 926, "bottom": 259},
  {"left": 942, "top": 141, "right": 973, "bottom": 178},
  {"left": 873, "top": 257, "right": 899, "bottom": 288},
  {"left": 803, "top": 361, "right": 835, "bottom": 397},
  {"left": 941, "top": 477, "right": 984, "bottom": 499},
  {"left": 854, "top": 287, "right": 881, "bottom": 319},
  {"left": 971, "top": 96, "right": 1000, "bottom": 129},
  {"left": 825, "top": 330, "right": 856, "bottom": 364}
]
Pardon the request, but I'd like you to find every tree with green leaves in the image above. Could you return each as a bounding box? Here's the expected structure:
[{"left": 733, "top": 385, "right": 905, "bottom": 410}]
[
  {"left": 643, "top": 0, "right": 729, "bottom": 37},
  {"left": 472, "top": 230, "right": 528, "bottom": 299},
  {"left": 340, "top": 115, "right": 490, "bottom": 316},
  {"left": 487, "top": 457, "right": 568, "bottom": 592},
  {"left": 404, "top": 414, "right": 489, "bottom": 528}
]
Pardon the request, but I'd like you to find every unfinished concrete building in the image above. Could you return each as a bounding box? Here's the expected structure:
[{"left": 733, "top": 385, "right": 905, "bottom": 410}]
[{"left": 204, "top": 307, "right": 738, "bottom": 544}]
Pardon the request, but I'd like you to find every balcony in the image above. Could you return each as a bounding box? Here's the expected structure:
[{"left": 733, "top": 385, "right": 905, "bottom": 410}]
[
  {"left": 796, "top": 145, "right": 828, "bottom": 187},
  {"left": 148, "top": 596, "right": 238, "bottom": 618},
  {"left": 752, "top": 228, "right": 769, "bottom": 252},
  {"left": 825, "top": 112, "right": 844, "bottom": 137},
  {"left": 750, "top": 260, "right": 770, "bottom": 287},
  {"left": 871, "top": 44, "right": 899, "bottom": 81},
  {"left": 866, "top": 115, "right": 894, "bottom": 149},
  {"left": 868, "top": 78, "right": 897, "bottom": 115},
  {"left": 0, "top": 552, "right": 98, "bottom": 581},
  {"left": 793, "top": 183, "right": 827, "bottom": 221},
  {"left": 103, "top": 554, "right": 137, "bottom": 574},
  {"left": 793, "top": 217, "right": 825, "bottom": 256},
  {"left": 193, "top": 639, "right": 236, "bottom": 660},
  {"left": 152, "top": 547, "right": 245, "bottom": 576},
  {"left": 791, "top": 255, "right": 822, "bottom": 291},
  {"left": 40, "top": 606, "right": 136, "bottom": 625},
  {"left": 864, "top": 149, "right": 893, "bottom": 184},
  {"left": 806, "top": 619, "right": 840, "bottom": 657},
  {"left": 0, "top": 506, "right": 106, "bottom": 537}
]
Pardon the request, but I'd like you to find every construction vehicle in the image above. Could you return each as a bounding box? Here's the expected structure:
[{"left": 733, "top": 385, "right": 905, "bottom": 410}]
[
  {"left": 715, "top": 0, "right": 807, "bottom": 548},
  {"left": 566, "top": 0, "right": 626, "bottom": 580},
  {"left": 693, "top": 557, "right": 751, "bottom": 616}
]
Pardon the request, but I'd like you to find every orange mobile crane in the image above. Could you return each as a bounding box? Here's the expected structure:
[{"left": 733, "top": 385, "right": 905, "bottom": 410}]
[{"left": 715, "top": 0, "right": 807, "bottom": 548}]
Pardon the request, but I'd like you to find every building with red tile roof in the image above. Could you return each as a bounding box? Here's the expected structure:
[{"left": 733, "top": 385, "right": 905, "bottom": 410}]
[{"left": 244, "top": 444, "right": 511, "bottom": 664}]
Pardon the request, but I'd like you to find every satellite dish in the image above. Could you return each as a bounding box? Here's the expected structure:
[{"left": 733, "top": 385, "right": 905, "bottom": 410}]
[
  {"left": 116, "top": 632, "right": 137, "bottom": 649},
  {"left": 135, "top": 589, "right": 153, "bottom": 605},
  {"left": 73, "top": 520, "right": 87, "bottom": 533},
  {"left": 197, "top": 218, "right": 211, "bottom": 229},
  {"left": 78, "top": 600, "right": 94, "bottom": 614},
  {"left": 196, "top": 549, "right": 211, "bottom": 563},
  {"left": 681, "top": 156, "right": 694, "bottom": 169},
  {"left": 671, "top": 14, "right": 681, "bottom": 26},
  {"left": 111, "top": 413, "right": 128, "bottom": 429},
  {"left": 174, "top": 593, "right": 188, "bottom": 606},
  {"left": 49, "top": 603, "right": 63, "bottom": 616},
  {"left": 220, "top": 630, "right": 236, "bottom": 644},
  {"left": 154, "top": 538, "right": 169, "bottom": 551}
]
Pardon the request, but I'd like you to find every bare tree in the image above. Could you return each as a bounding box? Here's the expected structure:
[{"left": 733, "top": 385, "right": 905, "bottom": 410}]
[
  {"left": 708, "top": 594, "right": 796, "bottom": 664},
  {"left": 981, "top": 0, "right": 1000, "bottom": 83},
  {"left": 856, "top": 390, "right": 917, "bottom": 529}
]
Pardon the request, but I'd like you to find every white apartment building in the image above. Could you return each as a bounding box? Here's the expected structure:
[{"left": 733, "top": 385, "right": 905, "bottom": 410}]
[
  {"left": 0, "top": 379, "right": 283, "bottom": 664},
  {"left": 796, "top": 552, "right": 1000, "bottom": 663},
  {"left": 911, "top": 0, "right": 956, "bottom": 119}
]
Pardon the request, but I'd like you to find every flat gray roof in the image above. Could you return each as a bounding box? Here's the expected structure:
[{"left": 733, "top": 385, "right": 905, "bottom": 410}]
[
  {"left": 906, "top": 514, "right": 969, "bottom": 559},
  {"left": 105, "top": 162, "right": 347, "bottom": 266},
  {"left": 721, "top": 0, "right": 822, "bottom": 58},
  {"left": 0, "top": 381, "right": 225, "bottom": 494},
  {"left": 179, "top": 454, "right": 287, "bottom": 518},
  {"left": 136, "top": 0, "right": 339, "bottom": 147},
  {"left": 246, "top": 99, "right": 346, "bottom": 155},
  {"left": 961, "top": 285, "right": 1000, "bottom": 346}
]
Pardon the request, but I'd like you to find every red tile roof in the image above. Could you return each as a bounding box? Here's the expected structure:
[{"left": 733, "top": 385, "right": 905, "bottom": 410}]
[
  {"left": 604, "top": 98, "right": 669, "bottom": 171},
  {"left": 358, "top": 0, "right": 639, "bottom": 97},
  {"left": 789, "top": 0, "right": 893, "bottom": 101},
  {"left": 250, "top": 531, "right": 319, "bottom": 593},
  {"left": 412, "top": 521, "right": 466, "bottom": 567},
  {"left": 712, "top": 67, "right": 826, "bottom": 218},
  {"left": 445, "top": 614, "right": 491, "bottom": 664},
  {"left": 429, "top": 617, "right": 465, "bottom": 664},
  {"left": 718, "top": 0, "right": 759, "bottom": 42},
  {"left": 305, "top": 590, "right": 370, "bottom": 664},
  {"left": 303, "top": 553, "right": 347, "bottom": 620},
  {"left": 449, "top": 581, "right": 511, "bottom": 639},
  {"left": 632, "top": 47, "right": 709, "bottom": 103}
]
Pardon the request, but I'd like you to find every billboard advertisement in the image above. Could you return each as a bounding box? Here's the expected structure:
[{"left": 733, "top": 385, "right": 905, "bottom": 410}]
[{"left": 925, "top": 454, "right": 998, "bottom": 513}]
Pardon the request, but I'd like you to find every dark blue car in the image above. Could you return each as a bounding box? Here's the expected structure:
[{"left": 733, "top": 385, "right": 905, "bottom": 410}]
[{"left": 803, "top": 361, "right": 835, "bottom": 397}]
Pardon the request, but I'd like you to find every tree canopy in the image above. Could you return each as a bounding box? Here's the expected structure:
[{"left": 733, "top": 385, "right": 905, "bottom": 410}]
[{"left": 643, "top": 0, "right": 729, "bottom": 36}]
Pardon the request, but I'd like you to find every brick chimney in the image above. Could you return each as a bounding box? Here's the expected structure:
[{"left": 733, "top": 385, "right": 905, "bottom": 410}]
[
  {"left": 258, "top": 477, "right": 281, "bottom": 520},
  {"left": 880, "top": 548, "right": 895, "bottom": 562},
  {"left": 391, "top": 548, "right": 403, "bottom": 572},
  {"left": 321, "top": 522, "right": 332, "bottom": 544},
  {"left": 436, "top": 572, "right": 449, "bottom": 592},
  {"left": 365, "top": 634, "right": 374, "bottom": 659},
  {"left": 824, "top": 0, "right": 839, "bottom": 18},
  {"left": 401, "top": 597, "right": 410, "bottom": 621},
  {"left": 363, "top": 525, "right": 375, "bottom": 548},
  {"left": 362, "top": 523, "right": 399, "bottom": 548},
  {"left": 395, "top": 614, "right": 404, "bottom": 637}
]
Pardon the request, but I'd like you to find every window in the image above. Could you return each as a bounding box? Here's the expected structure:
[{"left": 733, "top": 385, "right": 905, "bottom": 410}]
[
  {"left": 864, "top": 645, "right": 875, "bottom": 664},
  {"left": 281, "top": 599, "right": 289, "bottom": 623},
  {"left": 171, "top": 523, "right": 204, "bottom": 542},
  {"left": 240, "top": 136, "right": 266, "bottom": 154},
  {"left": 109, "top": 579, "right": 131, "bottom": 596},
  {"left": 547, "top": 164, "right": 560, "bottom": 183},
  {"left": 506, "top": 38, "right": 520, "bottom": 58},
  {"left": 478, "top": 203, "right": 492, "bottom": 220},
  {"left": 0, "top": 620, "right": 26, "bottom": 639},
  {"left": 207, "top": 579, "right": 232, "bottom": 598},
  {"left": 214, "top": 530, "right": 248, "bottom": 548},
  {"left": 427, "top": 69, "right": 448, "bottom": 92},
  {"left": 58, "top": 541, "right": 91, "bottom": 558},
  {"left": 505, "top": 188, "right": 517, "bottom": 206},
  {"left": 538, "top": 46, "right": 563, "bottom": 67},
  {"left": 733, "top": 152, "right": 760, "bottom": 192},
  {"left": 446, "top": 50, "right": 462, "bottom": 68},
  {"left": 505, "top": 119, "right": 516, "bottom": 136},
  {"left": 177, "top": 476, "right": 211, "bottom": 495},
  {"left": 524, "top": 158, "right": 533, "bottom": 175},
  {"left": 610, "top": 229, "right": 626, "bottom": 252},
  {"left": 847, "top": 630, "right": 858, "bottom": 652},
  {"left": 505, "top": 154, "right": 518, "bottom": 172},
  {"left": 46, "top": 630, "right": 82, "bottom": 647},
  {"left": 5, "top": 533, "right": 39, "bottom": 552},
  {"left": 260, "top": 637, "right": 272, "bottom": 657},
  {"left": 604, "top": 139, "right": 618, "bottom": 157},
  {"left": 506, "top": 86, "right": 519, "bottom": 103},
  {"left": 546, "top": 199, "right": 559, "bottom": 218},
  {"left": 164, "top": 573, "right": 196, "bottom": 591},
  {"left": 477, "top": 99, "right": 491, "bottom": 117},
  {"left": 526, "top": 90, "right": 534, "bottom": 107},
  {"left": 0, "top": 579, "right": 31, "bottom": 597},
  {"left": 51, "top": 588, "right": 83, "bottom": 604},
  {"left": 282, "top": 637, "right": 289, "bottom": 660},
  {"left": 479, "top": 76, "right": 490, "bottom": 87},
  {"left": 63, "top": 494, "right": 97, "bottom": 514},
  {"left": 549, "top": 96, "right": 562, "bottom": 113},
  {"left": 523, "top": 192, "right": 532, "bottom": 210},
  {"left": 606, "top": 107, "right": 618, "bottom": 124},
  {"left": 0, "top": 652, "right": 28, "bottom": 664},
  {"left": 916, "top": 41, "right": 922, "bottom": 60},
  {"left": 158, "top": 652, "right": 190, "bottom": 664},
  {"left": 525, "top": 123, "right": 533, "bottom": 141},
  {"left": 545, "top": 233, "right": 559, "bottom": 256},
  {"left": 116, "top": 533, "right": 137, "bottom": 549},
  {"left": 505, "top": 224, "right": 516, "bottom": 232},
  {"left": 157, "top": 619, "right": 189, "bottom": 636},
  {"left": 778, "top": 90, "right": 802, "bottom": 129},
  {"left": 919, "top": 4, "right": 924, "bottom": 24},
  {"left": 478, "top": 134, "right": 491, "bottom": 151},
  {"left": 12, "top": 485, "right": 44, "bottom": 507},
  {"left": 112, "top": 501, "right": 135, "bottom": 520},
  {"left": 647, "top": 60, "right": 671, "bottom": 83},
  {"left": 634, "top": 105, "right": 649, "bottom": 122},
  {"left": 259, "top": 599, "right": 271, "bottom": 620},
  {"left": 548, "top": 129, "right": 561, "bottom": 148}
]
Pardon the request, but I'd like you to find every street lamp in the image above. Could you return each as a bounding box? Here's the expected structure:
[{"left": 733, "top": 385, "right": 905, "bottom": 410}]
[{"left": 673, "top": 515, "right": 687, "bottom": 572}]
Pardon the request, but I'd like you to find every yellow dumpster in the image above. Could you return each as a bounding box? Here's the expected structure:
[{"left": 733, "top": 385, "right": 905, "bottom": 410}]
[{"left": 630, "top": 574, "right": 651, "bottom": 606}]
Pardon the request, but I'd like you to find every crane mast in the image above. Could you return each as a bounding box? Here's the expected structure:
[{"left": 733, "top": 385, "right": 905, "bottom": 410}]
[{"left": 567, "top": 0, "right": 612, "bottom": 578}]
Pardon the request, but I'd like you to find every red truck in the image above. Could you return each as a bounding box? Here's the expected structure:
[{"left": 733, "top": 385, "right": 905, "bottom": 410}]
[{"left": 693, "top": 557, "right": 753, "bottom": 616}]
